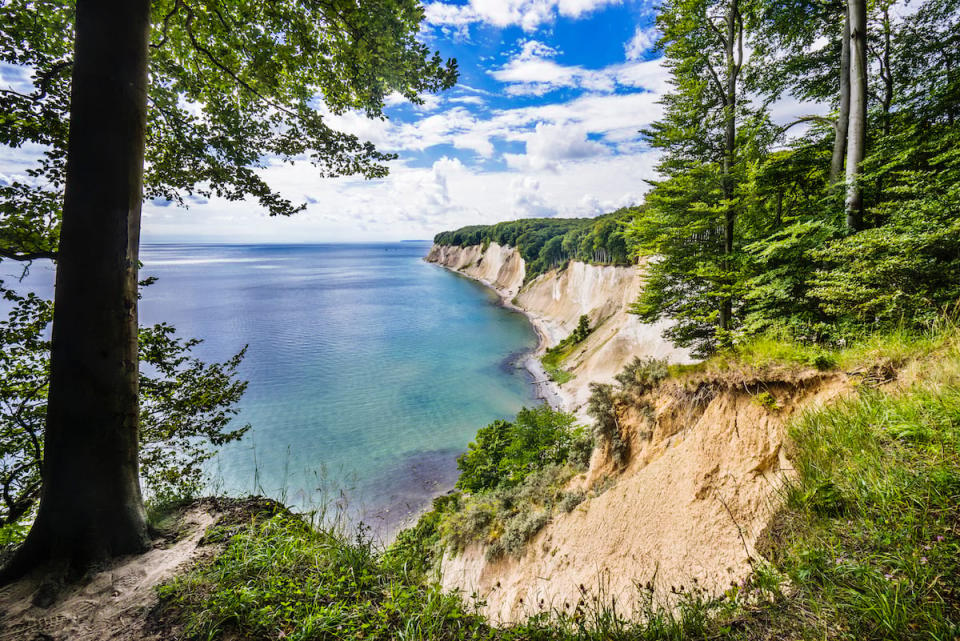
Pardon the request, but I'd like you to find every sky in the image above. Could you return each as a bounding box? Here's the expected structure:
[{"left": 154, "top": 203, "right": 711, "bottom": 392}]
[{"left": 0, "top": 0, "right": 826, "bottom": 243}]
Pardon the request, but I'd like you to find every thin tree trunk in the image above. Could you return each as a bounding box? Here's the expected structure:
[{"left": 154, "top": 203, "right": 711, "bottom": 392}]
[
  {"left": 719, "top": 0, "right": 738, "bottom": 333},
  {"left": 877, "top": 6, "right": 893, "bottom": 202},
  {"left": 830, "top": 11, "right": 851, "bottom": 184},
  {"left": 880, "top": 6, "right": 892, "bottom": 136},
  {"left": 845, "top": 0, "right": 867, "bottom": 231},
  {"left": 1, "top": 0, "right": 151, "bottom": 584}
]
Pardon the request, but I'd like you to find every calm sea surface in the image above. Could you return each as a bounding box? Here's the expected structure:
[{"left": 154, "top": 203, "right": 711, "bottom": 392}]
[{"left": 4, "top": 243, "right": 539, "bottom": 535}]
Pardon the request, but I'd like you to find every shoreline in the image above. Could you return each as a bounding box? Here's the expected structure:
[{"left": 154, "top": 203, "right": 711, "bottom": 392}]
[{"left": 425, "top": 259, "right": 567, "bottom": 412}]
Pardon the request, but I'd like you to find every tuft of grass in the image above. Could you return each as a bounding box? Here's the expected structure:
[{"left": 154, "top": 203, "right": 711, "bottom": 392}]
[
  {"left": 157, "top": 511, "right": 491, "bottom": 641},
  {"left": 765, "top": 375, "right": 960, "bottom": 640}
]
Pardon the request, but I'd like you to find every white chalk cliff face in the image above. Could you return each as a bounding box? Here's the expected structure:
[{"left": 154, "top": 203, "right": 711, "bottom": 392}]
[
  {"left": 426, "top": 242, "right": 691, "bottom": 415},
  {"left": 425, "top": 243, "right": 852, "bottom": 624}
]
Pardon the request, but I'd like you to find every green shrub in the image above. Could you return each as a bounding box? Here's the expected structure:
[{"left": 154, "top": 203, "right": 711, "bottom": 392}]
[
  {"left": 456, "top": 405, "right": 591, "bottom": 493},
  {"left": 587, "top": 382, "right": 629, "bottom": 466},
  {"left": 614, "top": 356, "right": 668, "bottom": 398}
]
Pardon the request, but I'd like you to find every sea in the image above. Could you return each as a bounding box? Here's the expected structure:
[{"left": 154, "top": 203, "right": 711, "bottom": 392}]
[{"left": 2, "top": 242, "right": 540, "bottom": 537}]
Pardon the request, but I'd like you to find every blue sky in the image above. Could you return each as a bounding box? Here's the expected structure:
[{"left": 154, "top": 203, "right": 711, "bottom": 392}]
[
  {"left": 140, "top": 0, "right": 679, "bottom": 242},
  {"left": 0, "top": 0, "right": 816, "bottom": 243}
]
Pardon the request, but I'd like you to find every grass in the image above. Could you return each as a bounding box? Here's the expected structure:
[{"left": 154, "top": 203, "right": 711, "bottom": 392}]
[
  {"left": 156, "top": 510, "right": 492, "bottom": 641},
  {"left": 763, "top": 376, "right": 960, "bottom": 639},
  {"left": 669, "top": 318, "right": 960, "bottom": 380},
  {"left": 542, "top": 346, "right": 575, "bottom": 384},
  {"left": 543, "top": 362, "right": 574, "bottom": 384},
  {"left": 157, "top": 324, "right": 960, "bottom": 639}
]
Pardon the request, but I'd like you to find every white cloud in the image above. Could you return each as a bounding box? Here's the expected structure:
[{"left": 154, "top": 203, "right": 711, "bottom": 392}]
[
  {"left": 424, "top": 0, "right": 621, "bottom": 33},
  {"left": 505, "top": 122, "right": 608, "bottom": 170},
  {"left": 510, "top": 176, "right": 556, "bottom": 217},
  {"left": 624, "top": 25, "right": 659, "bottom": 60},
  {"left": 490, "top": 44, "right": 668, "bottom": 96},
  {"left": 140, "top": 148, "right": 662, "bottom": 243},
  {"left": 449, "top": 95, "right": 486, "bottom": 106}
]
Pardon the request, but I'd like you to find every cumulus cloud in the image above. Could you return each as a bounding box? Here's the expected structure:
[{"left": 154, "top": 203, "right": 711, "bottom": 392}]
[
  {"left": 490, "top": 43, "right": 669, "bottom": 96},
  {"left": 424, "top": 0, "right": 621, "bottom": 33},
  {"left": 624, "top": 25, "right": 659, "bottom": 60},
  {"left": 510, "top": 176, "right": 556, "bottom": 217},
  {"left": 504, "top": 122, "right": 608, "bottom": 170}
]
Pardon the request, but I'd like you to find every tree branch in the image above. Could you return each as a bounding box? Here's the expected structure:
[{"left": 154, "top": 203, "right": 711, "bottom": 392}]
[
  {"left": 704, "top": 56, "right": 728, "bottom": 105},
  {"left": 0, "top": 248, "right": 58, "bottom": 261},
  {"left": 776, "top": 115, "right": 836, "bottom": 135},
  {"left": 182, "top": 3, "right": 299, "bottom": 119}
]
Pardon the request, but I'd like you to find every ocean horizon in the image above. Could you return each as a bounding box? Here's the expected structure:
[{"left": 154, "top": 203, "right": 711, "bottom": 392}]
[{"left": 3, "top": 242, "right": 542, "bottom": 537}]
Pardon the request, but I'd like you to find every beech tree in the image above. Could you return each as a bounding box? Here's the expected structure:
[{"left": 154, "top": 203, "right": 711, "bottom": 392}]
[
  {"left": 844, "top": 0, "right": 868, "bottom": 230},
  {"left": 625, "top": 0, "right": 765, "bottom": 354},
  {"left": 0, "top": 0, "right": 456, "bottom": 581}
]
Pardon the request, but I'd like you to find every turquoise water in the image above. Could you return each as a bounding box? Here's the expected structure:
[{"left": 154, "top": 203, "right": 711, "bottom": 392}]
[{"left": 7, "top": 243, "right": 538, "bottom": 534}]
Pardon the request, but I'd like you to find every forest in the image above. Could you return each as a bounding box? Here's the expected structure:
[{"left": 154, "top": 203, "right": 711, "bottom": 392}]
[
  {"left": 435, "top": 0, "right": 960, "bottom": 356},
  {"left": 433, "top": 210, "right": 633, "bottom": 278}
]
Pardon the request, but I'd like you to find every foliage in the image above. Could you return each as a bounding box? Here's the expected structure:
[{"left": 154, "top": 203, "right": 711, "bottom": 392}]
[
  {"left": 158, "top": 510, "right": 492, "bottom": 641},
  {"left": 433, "top": 211, "right": 634, "bottom": 280},
  {"left": 391, "top": 407, "right": 593, "bottom": 562},
  {"left": 614, "top": 357, "right": 669, "bottom": 399},
  {"left": 138, "top": 323, "right": 250, "bottom": 506},
  {"left": 0, "top": 0, "right": 458, "bottom": 260},
  {"left": 586, "top": 358, "right": 668, "bottom": 466},
  {"left": 623, "top": 0, "right": 960, "bottom": 354},
  {"left": 541, "top": 315, "right": 592, "bottom": 384},
  {"left": 0, "top": 283, "right": 249, "bottom": 528},
  {"left": 0, "top": 286, "right": 52, "bottom": 527},
  {"left": 766, "top": 370, "right": 960, "bottom": 638},
  {"left": 455, "top": 406, "right": 591, "bottom": 494}
]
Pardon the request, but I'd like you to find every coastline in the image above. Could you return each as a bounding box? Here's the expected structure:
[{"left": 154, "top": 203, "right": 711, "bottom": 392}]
[{"left": 426, "top": 259, "right": 567, "bottom": 412}]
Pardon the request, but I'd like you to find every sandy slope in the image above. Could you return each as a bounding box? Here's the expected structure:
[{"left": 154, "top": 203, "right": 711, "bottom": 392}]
[
  {"left": 426, "top": 243, "right": 853, "bottom": 624},
  {"left": 440, "top": 372, "right": 852, "bottom": 623},
  {"left": 0, "top": 506, "right": 216, "bottom": 641}
]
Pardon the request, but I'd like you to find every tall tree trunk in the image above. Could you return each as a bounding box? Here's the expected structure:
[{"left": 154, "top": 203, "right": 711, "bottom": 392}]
[
  {"left": 876, "top": 6, "right": 893, "bottom": 202},
  {"left": 880, "top": 6, "right": 893, "bottom": 136},
  {"left": 719, "top": 0, "right": 738, "bottom": 333},
  {"left": 1, "top": 0, "right": 151, "bottom": 584},
  {"left": 845, "top": 0, "right": 867, "bottom": 231},
  {"left": 830, "top": 11, "right": 851, "bottom": 184}
]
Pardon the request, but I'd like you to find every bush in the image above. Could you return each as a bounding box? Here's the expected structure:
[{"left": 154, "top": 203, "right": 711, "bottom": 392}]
[
  {"left": 614, "top": 357, "right": 668, "bottom": 399},
  {"left": 587, "top": 383, "right": 629, "bottom": 466},
  {"left": 456, "top": 406, "right": 591, "bottom": 493}
]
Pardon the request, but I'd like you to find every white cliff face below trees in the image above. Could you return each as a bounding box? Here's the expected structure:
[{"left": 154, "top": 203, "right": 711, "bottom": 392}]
[{"left": 425, "top": 242, "right": 690, "bottom": 415}]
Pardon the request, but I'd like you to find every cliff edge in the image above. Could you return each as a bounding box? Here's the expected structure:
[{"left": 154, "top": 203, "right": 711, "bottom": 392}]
[{"left": 425, "top": 242, "right": 691, "bottom": 416}]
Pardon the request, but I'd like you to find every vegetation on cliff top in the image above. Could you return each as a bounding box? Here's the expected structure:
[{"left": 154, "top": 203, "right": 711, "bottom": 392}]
[
  {"left": 157, "top": 325, "right": 960, "bottom": 639},
  {"left": 433, "top": 211, "right": 633, "bottom": 280}
]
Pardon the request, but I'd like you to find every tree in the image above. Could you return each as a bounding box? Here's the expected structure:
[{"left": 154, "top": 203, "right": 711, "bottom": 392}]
[
  {"left": 626, "top": 0, "right": 762, "bottom": 354},
  {"left": 0, "top": 289, "right": 249, "bottom": 532},
  {"left": 747, "top": 0, "right": 851, "bottom": 184},
  {"left": 0, "top": 0, "right": 456, "bottom": 581},
  {"left": 845, "top": 0, "right": 868, "bottom": 230}
]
